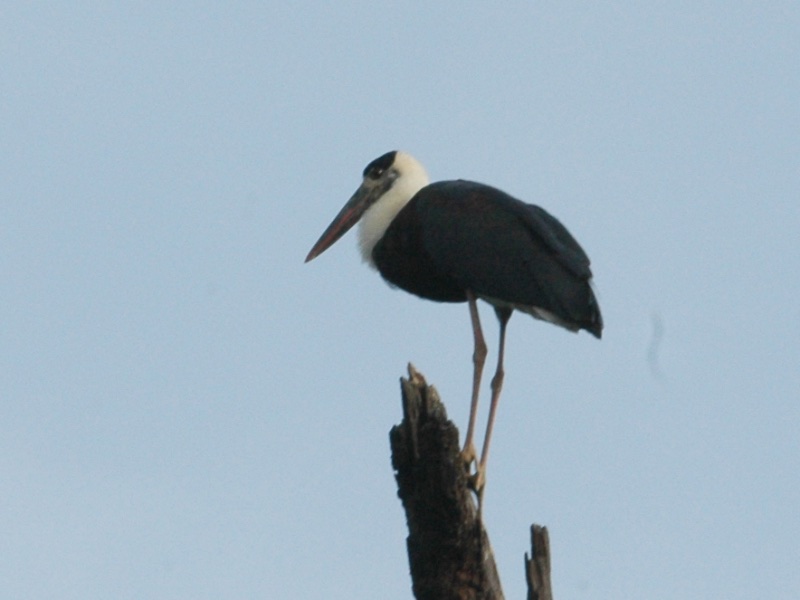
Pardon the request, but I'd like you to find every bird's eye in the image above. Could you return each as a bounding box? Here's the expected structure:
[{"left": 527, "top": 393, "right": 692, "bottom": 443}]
[{"left": 368, "top": 167, "right": 384, "bottom": 180}]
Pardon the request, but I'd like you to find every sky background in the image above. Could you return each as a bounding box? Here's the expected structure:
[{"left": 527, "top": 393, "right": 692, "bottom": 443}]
[{"left": 2, "top": 2, "right": 799, "bottom": 599}]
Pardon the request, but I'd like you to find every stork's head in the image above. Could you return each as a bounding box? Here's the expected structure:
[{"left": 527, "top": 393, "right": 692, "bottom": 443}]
[{"left": 305, "top": 151, "right": 429, "bottom": 266}]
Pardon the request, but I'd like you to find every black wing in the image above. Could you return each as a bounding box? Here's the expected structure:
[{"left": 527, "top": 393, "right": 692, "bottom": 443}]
[{"left": 379, "top": 180, "right": 602, "bottom": 336}]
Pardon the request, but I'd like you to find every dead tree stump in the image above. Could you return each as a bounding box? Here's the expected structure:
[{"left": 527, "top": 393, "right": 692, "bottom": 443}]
[{"left": 389, "top": 364, "right": 554, "bottom": 600}]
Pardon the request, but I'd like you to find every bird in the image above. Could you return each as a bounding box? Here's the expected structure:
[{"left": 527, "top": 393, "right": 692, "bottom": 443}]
[{"left": 305, "top": 150, "right": 602, "bottom": 500}]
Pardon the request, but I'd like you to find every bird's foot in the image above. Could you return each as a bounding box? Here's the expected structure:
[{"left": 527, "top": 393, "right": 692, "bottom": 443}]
[
  {"left": 461, "top": 443, "right": 486, "bottom": 511},
  {"left": 467, "top": 465, "right": 485, "bottom": 495},
  {"left": 460, "top": 442, "right": 478, "bottom": 475}
]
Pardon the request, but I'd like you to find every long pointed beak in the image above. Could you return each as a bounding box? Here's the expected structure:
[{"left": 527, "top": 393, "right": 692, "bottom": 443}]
[{"left": 305, "top": 184, "right": 375, "bottom": 262}]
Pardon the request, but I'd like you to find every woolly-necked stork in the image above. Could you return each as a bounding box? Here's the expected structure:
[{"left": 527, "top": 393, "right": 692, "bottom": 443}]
[{"left": 306, "top": 150, "right": 602, "bottom": 497}]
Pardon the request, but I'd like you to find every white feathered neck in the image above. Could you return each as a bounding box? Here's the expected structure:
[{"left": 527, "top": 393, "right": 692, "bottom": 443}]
[{"left": 357, "top": 152, "right": 430, "bottom": 267}]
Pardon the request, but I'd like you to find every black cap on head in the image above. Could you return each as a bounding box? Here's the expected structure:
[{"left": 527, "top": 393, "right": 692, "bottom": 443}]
[{"left": 362, "top": 151, "right": 398, "bottom": 180}]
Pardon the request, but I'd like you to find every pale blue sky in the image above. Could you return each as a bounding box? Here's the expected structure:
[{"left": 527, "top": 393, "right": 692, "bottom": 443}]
[{"left": 2, "top": 3, "right": 799, "bottom": 598}]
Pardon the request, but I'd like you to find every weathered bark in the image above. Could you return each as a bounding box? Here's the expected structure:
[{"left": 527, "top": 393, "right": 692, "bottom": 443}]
[
  {"left": 525, "top": 525, "right": 553, "bottom": 600},
  {"left": 389, "top": 364, "right": 554, "bottom": 600},
  {"left": 390, "top": 364, "right": 503, "bottom": 600}
]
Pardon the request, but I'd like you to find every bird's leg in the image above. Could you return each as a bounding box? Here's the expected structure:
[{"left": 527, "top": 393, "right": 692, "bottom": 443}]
[
  {"left": 461, "top": 290, "right": 487, "bottom": 473},
  {"left": 473, "top": 307, "right": 513, "bottom": 503}
]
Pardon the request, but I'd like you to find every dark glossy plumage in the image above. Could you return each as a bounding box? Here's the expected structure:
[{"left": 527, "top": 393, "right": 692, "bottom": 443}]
[{"left": 372, "top": 180, "right": 603, "bottom": 338}]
